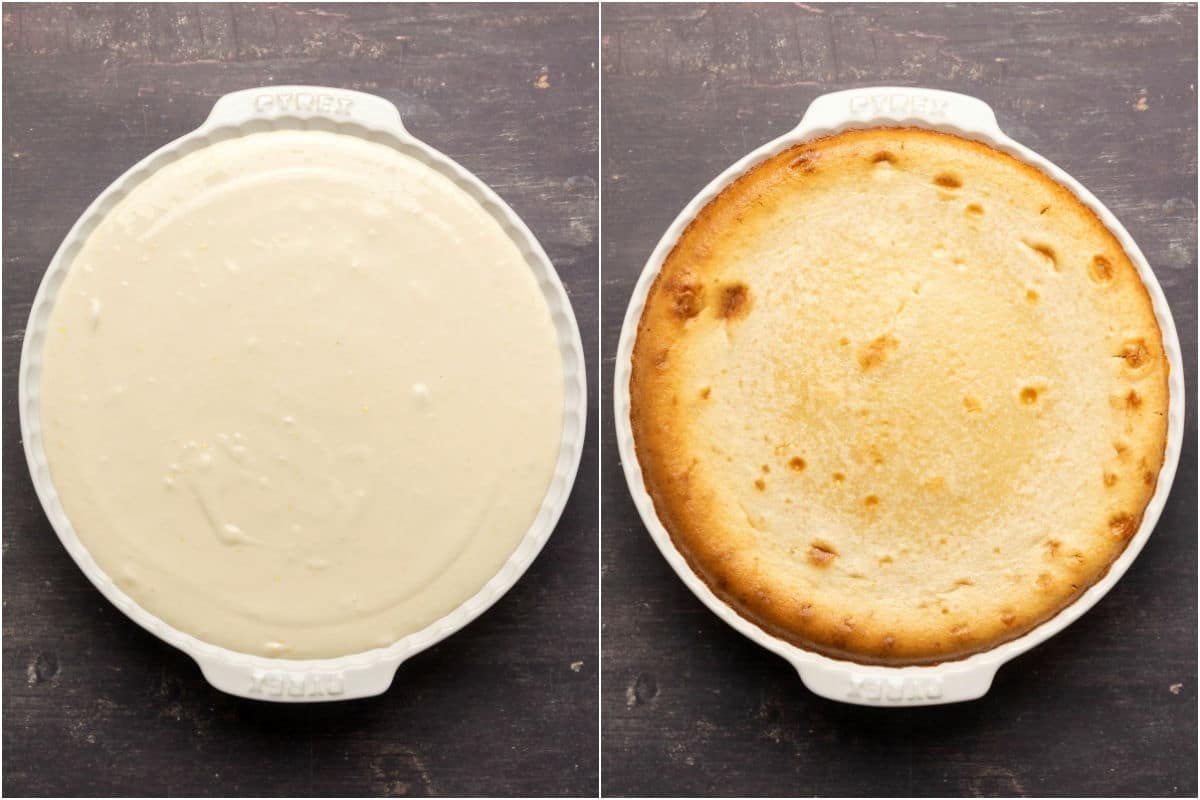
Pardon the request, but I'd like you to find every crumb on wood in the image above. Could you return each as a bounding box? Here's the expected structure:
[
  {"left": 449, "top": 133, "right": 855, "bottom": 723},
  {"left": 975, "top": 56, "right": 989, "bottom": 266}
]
[
  {"left": 1169, "top": 682, "right": 1182, "bottom": 695},
  {"left": 569, "top": 660, "right": 583, "bottom": 672},
  {"left": 1135, "top": 92, "right": 1149, "bottom": 111},
  {"left": 534, "top": 69, "right": 550, "bottom": 89}
]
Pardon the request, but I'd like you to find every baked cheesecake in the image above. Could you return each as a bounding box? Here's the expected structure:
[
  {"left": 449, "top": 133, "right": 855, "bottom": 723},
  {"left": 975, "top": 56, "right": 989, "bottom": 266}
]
[{"left": 630, "top": 127, "right": 1168, "bottom": 665}]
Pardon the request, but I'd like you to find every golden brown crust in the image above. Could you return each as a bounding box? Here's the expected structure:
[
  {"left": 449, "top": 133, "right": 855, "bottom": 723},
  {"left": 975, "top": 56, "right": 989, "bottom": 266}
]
[{"left": 630, "top": 128, "right": 1168, "bottom": 665}]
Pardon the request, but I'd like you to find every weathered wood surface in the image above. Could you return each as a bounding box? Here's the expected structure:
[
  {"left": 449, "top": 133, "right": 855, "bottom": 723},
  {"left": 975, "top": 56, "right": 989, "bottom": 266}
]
[
  {"left": 601, "top": 4, "right": 1197, "bottom": 796},
  {"left": 2, "top": 4, "right": 598, "bottom": 796}
]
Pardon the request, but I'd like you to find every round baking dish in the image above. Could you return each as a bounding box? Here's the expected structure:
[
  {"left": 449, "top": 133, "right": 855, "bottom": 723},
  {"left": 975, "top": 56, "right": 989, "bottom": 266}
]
[
  {"left": 21, "top": 86, "right": 587, "bottom": 702},
  {"left": 614, "top": 86, "right": 1184, "bottom": 706}
]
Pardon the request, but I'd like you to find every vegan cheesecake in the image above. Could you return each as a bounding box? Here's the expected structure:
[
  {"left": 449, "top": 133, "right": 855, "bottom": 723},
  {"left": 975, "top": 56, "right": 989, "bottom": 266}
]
[
  {"left": 39, "top": 130, "right": 564, "bottom": 659},
  {"left": 630, "top": 128, "right": 1168, "bottom": 665}
]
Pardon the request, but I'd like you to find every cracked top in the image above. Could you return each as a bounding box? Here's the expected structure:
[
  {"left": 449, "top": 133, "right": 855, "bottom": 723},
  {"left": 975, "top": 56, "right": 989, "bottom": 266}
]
[{"left": 629, "top": 127, "right": 1168, "bottom": 665}]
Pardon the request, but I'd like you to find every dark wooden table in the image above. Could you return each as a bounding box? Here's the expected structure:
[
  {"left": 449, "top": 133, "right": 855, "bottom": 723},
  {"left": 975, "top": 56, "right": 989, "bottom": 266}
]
[
  {"left": 601, "top": 4, "right": 1197, "bottom": 796},
  {"left": 2, "top": 4, "right": 598, "bottom": 797}
]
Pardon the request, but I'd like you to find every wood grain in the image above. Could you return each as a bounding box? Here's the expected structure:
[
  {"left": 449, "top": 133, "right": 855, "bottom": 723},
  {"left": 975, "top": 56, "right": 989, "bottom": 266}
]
[
  {"left": 2, "top": 4, "right": 598, "bottom": 797},
  {"left": 601, "top": 4, "right": 1197, "bottom": 796}
]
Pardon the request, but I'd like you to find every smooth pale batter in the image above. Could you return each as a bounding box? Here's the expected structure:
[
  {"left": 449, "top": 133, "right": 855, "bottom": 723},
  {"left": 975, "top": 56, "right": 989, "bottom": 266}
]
[{"left": 39, "top": 130, "right": 564, "bottom": 658}]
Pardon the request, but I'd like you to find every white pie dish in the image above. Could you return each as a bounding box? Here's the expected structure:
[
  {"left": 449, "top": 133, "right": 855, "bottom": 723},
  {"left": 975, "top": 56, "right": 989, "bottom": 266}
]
[
  {"left": 20, "top": 85, "right": 588, "bottom": 702},
  {"left": 613, "top": 86, "right": 1184, "bottom": 706}
]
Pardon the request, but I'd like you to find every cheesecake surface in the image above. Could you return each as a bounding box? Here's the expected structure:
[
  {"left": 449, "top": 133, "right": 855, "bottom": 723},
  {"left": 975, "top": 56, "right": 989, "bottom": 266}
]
[
  {"left": 40, "top": 130, "right": 564, "bottom": 658},
  {"left": 630, "top": 127, "right": 1168, "bottom": 664}
]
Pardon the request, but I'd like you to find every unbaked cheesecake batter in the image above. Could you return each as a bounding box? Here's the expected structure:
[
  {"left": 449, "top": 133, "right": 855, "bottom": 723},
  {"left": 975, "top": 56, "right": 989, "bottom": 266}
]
[{"left": 39, "top": 130, "right": 565, "bottom": 658}]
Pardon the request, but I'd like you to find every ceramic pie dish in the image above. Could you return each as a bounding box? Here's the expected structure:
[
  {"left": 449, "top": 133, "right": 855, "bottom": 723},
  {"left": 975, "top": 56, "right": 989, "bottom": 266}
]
[
  {"left": 614, "top": 87, "right": 1184, "bottom": 705},
  {"left": 21, "top": 86, "right": 587, "bottom": 701}
]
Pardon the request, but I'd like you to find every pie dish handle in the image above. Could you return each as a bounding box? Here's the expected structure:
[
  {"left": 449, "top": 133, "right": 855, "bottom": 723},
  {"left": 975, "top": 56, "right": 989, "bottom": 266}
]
[
  {"left": 193, "top": 651, "right": 401, "bottom": 702},
  {"left": 792, "top": 658, "right": 999, "bottom": 706},
  {"left": 203, "top": 85, "right": 411, "bottom": 138},
  {"left": 792, "top": 86, "right": 1004, "bottom": 140}
]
